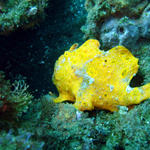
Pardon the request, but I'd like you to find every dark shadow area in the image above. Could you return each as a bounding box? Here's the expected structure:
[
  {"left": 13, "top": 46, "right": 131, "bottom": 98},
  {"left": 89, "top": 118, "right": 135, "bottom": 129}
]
[
  {"left": 0, "top": 0, "right": 86, "bottom": 97},
  {"left": 130, "top": 72, "right": 144, "bottom": 87}
]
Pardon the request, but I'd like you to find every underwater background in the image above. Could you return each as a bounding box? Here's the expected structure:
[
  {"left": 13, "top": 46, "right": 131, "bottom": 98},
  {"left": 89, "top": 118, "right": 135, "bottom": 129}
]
[{"left": 0, "top": 0, "right": 150, "bottom": 149}]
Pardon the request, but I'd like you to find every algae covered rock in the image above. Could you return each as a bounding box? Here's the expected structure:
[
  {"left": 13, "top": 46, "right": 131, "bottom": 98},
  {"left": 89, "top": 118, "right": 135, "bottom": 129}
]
[
  {"left": 84, "top": 3, "right": 150, "bottom": 50},
  {"left": 0, "top": 0, "right": 48, "bottom": 35},
  {"left": 136, "top": 42, "right": 150, "bottom": 84},
  {"left": 42, "top": 102, "right": 106, "bottom": 150},
  {"left": 82, "top": 0, "right": 148, "bottom": 38}
]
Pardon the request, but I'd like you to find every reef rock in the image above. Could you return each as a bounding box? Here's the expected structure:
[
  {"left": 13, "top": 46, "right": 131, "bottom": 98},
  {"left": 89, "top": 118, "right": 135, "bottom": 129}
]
[
  {"left": 139, "top": 4, "right": 150, "bottom": 39},
  {"left": 100, "top": 3, "right": 150, "bottom": 49},
  {"left": 100, "top": 17, "right": 139, "bottom": 49},
  {"left": 0, "top": 0, "right": 48, "bottom": 35},
  {"left": 82, "top": 0, "right": 148, "bottom": 38}
]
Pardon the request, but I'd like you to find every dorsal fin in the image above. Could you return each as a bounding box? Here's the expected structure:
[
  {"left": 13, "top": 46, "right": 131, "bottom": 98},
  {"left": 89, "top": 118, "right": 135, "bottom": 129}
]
[{"left": 69, "top": 43, "right": 79, "bottom": 51}]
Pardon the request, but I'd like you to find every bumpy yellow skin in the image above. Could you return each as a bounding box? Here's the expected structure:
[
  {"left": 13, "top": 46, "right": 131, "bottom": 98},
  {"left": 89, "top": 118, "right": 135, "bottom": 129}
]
[{"left": 52, "top": 39, "right": 150, "bottom": 111}]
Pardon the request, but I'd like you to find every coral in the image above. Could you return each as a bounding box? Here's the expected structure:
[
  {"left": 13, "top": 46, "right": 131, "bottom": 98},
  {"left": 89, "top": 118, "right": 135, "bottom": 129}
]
[
  {"left": 82, "top": 0, "right": 148, "bottom": 38},
  {"left": 23, "top": 93, "right": 150, "bottom": 149},
  {"left": 5, "top": 91, "right": 149, "bottom": 150},
  {"left": 0, "top": 0, "right": 48, "bottom": 35},
  {"left": 0, "top": 129, "right": 44, "bottom": 150},
  {"left": 0, "top": 71, "right": 33, "bottom": 119},
  {"left": 52, "top": 39, "right": 150, "bottom": 111},
  {"left": 31, "top": 98, "right": 109, "bottom": 150},
  {"left": 5, "top": 92, "right": 149, "bottom": 150},
  {"left": 48, "top": 103, "right": 96, "bottom": 149},
  {"left": 101, "top": 100, "right": 150, "bottom": 150}
]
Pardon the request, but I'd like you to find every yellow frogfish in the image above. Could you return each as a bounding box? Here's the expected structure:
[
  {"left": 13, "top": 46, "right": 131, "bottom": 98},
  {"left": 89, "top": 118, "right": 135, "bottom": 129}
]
[{"left": 52, "top": 39, "right": 150, "bottom": 112}]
